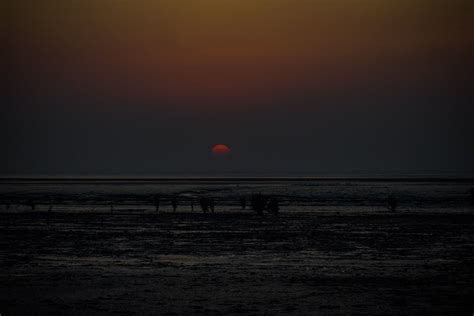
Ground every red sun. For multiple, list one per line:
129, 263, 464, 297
212, 144, 231, 155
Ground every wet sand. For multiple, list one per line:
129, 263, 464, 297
1, 209, 473, 314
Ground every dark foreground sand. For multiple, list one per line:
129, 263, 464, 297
1, 210, 473, 315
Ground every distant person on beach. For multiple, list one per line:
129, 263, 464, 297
239, 196, 247, 210
154, 195, 161, 212
199, 197, 209, 213
27, 199, 35, 211
209, 199, 215, 213
171, 196, 178, 212
267, 197, 279, 215
47, 207, 52, 225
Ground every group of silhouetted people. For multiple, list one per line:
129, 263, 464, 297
248, 194, 280, 215
153, 195, 216, 213
1, 194, 280, 215
198, 196, 214, 213
149, 194, 279, 215
2, 188, 474, 217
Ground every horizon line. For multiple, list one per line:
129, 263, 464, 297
1, 175, 473, 182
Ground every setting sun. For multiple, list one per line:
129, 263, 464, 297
212, 144, 231, 155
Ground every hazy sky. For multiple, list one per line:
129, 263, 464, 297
3, 0, 473, 176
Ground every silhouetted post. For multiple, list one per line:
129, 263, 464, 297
386, 194, 398, 212
154, 195, 161, 212
267, 197, 279, 215
239, 196, 247, 210
171, 196, 178, 212
209, 199, 215, 213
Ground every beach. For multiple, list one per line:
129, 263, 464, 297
1, 180, 473, 314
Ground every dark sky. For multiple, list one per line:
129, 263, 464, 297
2, 0, 473, 176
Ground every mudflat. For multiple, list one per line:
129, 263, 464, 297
1, 210, 473, 314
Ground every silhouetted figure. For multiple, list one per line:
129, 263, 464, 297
267, 197, 279, 215
110, 202, 114, 213
209, 199, 215, 213
154, 195, 161, 212
239, 196, 247, 210
190, 199, 194, 212
28, 199, 35, 211
386, 194, 398, 212
171, 196, 179, 212
199, 197, 210, 213
251, 194, 267, 215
